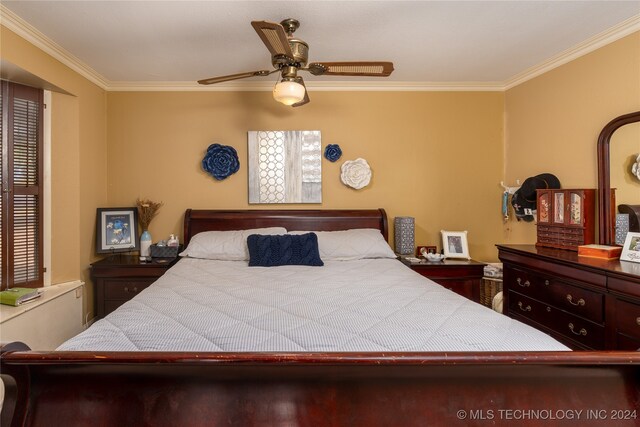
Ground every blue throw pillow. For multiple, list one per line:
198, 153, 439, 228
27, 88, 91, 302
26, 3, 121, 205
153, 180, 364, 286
247, 233, 324, 267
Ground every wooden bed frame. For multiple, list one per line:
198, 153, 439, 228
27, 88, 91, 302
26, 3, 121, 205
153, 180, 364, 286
2, 209, 639, 426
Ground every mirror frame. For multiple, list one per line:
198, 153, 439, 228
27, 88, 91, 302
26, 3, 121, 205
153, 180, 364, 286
597, 111, 640, 245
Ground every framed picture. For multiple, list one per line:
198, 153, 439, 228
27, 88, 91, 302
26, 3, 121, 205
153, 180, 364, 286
441, 230, 470, 260
620, 232, 640, 263
95, 208, 139, 254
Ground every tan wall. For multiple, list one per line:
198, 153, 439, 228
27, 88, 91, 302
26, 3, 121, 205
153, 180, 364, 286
1, 26, 108, 317
504, 32, 640, 244
107, 91, 505, 261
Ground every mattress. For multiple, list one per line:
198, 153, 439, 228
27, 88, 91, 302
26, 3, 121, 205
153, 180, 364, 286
59, 258, 569, 351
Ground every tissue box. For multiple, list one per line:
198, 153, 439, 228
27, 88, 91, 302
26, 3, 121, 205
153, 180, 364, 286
150, 244, 180, 259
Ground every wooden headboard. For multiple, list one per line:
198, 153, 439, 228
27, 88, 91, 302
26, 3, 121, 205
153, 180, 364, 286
183, 209, 388, 246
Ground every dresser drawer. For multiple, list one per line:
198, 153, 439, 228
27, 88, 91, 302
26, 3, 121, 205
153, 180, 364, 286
435, 279, 475, 301
616, 333, 640, 351
509, 291, 605, 349
104, 299, 128, 315
506, 267, 603, 322
544, 279, 603, 323
506, 267, 545, 298
615, 299, 640, 341
103, 278, 155, 300
405, 260, 484, 303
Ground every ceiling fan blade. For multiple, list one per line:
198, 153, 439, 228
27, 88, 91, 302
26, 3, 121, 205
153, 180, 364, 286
197, 70, 272, 85
251, 20, 294, 59
307, 61, 394, 77
292, 77, 310, 108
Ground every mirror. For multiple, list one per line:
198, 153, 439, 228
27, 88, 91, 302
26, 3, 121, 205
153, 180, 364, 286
248, 130, 322, 204
610, 122, 640, 207
597, 111, 640, 245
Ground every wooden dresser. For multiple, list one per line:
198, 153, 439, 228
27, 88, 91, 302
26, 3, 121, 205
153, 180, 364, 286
498, 244, 640, 350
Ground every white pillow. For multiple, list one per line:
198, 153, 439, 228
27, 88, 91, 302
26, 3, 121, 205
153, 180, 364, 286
289, 228, 396, 261
180, 227, 287, 261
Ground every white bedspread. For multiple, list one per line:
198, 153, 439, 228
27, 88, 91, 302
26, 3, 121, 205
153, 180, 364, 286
59, 258, 569, 351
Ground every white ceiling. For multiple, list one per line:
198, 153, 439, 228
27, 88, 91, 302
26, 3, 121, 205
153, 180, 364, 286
2, 1, 639, 89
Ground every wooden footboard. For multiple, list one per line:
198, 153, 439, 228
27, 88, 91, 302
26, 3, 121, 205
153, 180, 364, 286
2, 344, 639, 427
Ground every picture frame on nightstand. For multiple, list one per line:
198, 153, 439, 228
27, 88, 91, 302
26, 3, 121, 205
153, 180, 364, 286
441, 230, 470, 260
620, 232, 640, 263
95, 207, 140, 254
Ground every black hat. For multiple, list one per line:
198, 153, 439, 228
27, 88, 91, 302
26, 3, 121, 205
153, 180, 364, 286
511, 173, 561, 222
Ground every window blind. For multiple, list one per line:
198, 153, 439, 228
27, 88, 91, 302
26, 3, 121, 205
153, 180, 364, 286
1, 81, 44, 289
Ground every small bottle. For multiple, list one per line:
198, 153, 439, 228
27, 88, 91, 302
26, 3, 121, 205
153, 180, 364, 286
140, 230, 152, 262
167, 234, 179, 247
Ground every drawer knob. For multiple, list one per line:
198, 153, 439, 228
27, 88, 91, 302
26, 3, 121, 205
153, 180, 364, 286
518, 301, 531, 312
546, 307, 551, 312
516, 278, 530, 287
566, 294, 585, 307
124, 286, 139, 293
568, 323, 587, 336
636, 317, 640, 326
544, 280, 550, 286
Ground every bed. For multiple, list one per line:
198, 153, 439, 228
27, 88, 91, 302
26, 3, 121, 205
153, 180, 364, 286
2, 209, 639, 426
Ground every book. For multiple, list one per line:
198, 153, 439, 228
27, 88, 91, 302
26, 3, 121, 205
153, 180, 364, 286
0, 287, 42, 306
577, 244, 622, 260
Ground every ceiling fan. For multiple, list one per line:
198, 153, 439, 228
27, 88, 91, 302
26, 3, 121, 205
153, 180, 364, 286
197, 18, 394, 107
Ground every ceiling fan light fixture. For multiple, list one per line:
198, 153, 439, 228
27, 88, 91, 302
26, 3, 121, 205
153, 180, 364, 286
273, 80, 306, 105
198, 18, 394, 107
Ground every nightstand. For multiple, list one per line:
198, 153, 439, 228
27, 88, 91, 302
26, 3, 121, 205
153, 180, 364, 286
400, 257, 486, 303
91, 255, 179, 318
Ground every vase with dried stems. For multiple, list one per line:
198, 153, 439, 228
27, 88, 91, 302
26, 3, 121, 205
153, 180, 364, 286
136, 198, 163, 260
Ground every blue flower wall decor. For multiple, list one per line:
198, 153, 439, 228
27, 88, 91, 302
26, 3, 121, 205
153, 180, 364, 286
324, 144, 342, 162
202, 143, 240, 180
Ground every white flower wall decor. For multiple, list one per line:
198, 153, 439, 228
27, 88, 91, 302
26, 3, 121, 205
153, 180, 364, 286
632, 154, 640, 181
340, 158, 372, 189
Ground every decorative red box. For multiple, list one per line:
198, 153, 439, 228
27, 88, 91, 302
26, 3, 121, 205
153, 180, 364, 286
577, 244, 622, 260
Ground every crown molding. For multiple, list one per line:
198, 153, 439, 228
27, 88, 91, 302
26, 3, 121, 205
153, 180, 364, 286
2, 4, 638, 93
107, 80, 505, 92
0, 5, 109, 90
504, 13, 640, 90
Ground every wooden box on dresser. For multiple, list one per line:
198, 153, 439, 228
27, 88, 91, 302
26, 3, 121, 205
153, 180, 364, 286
498, 244, 640, 350
91, 255, 179, 319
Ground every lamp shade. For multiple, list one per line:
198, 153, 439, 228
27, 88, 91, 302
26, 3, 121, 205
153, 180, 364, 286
273, 80, 305, 105
394, 216, 415, 255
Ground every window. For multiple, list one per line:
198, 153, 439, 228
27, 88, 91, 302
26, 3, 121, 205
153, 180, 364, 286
0, 81, 44, 290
